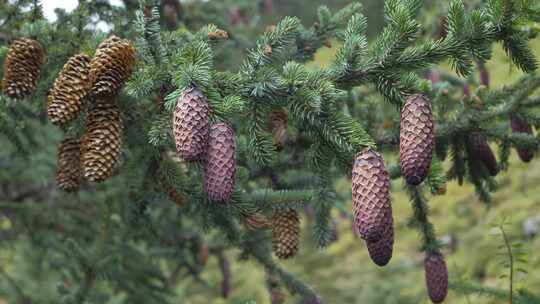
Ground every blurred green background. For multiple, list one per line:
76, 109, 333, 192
1, 0, 540, 303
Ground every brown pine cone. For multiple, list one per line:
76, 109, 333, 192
47, 54, 92, 126
268, 109, 288, 149
510, 114, 534, 162
56, 138, 82, 192
81, 101, 123, 182
468, 132, 498, 176
196, 242, 209, 266
365, 209, 393, 266
272, 208, 300, 259
400, 94, 435, 185
89, 36, 136, 98
218, 253, 231, 299
203, 123, 236, 202
2, 38, 44, 99
243, 212, 271, 230
352, 149, 392, 242
172, 87, 210, 161
424, 252, 448, 304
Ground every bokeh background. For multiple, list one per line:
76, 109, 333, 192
1, 0, 540, 303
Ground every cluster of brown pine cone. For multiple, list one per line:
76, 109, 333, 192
53, 36, 135, 190
1, 36, 135, 191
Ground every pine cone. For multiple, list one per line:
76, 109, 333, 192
352, 149, 392, 242
510, 114, 534, 162
424, 252, 448, 304
172, 87, 210, 161
244, 212, 271, 230
218, 253, 231, 299
268, 109, 288, 149
203, 123, 236, 202
89, 36, 136, 98
47, 54, 92, 126
196, 242, 209, 266
2, 38, 44, 99
272, 208, 300, 259
81, 101, 123, 182
400, 94, 435, 185
365, 209, 393, 266
56, 138, 82, 192
162, 178, 187, 206
468, 132, 498, 176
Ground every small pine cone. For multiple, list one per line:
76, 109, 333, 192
203, 123, 236, 202
165, 183, 187, 206
196, 242, 209, 266
244, 212, 271, 230
268, 109, 288, 149
304, 296, 323, 304
47, 54, 92, 126
81, 101, 123, 182
56, 138, 82, 192
352, 149, 392, 242
400, 94, 435, 185
2, 38, 44, 99
172, 87, 210, 161
269, 288, 285, 304
89, 36, 136, 98
218, 253, 231, 299
328, 219, 339, 244
424, 252, 448, 304
468, 132, 498, 176
510, 114, 534, 162
272, 208, 300, 259
365, 209, 393, 266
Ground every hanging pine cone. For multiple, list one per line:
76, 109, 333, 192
510, 114, 534, 162
89, 36, 136, 98
243, 212, 271, 230
172, 87, 210, 161
56, 138, 82, 192
47, 54, 92, 126
218, 253, 231, 299
424, 252, 448, 304
400, 94, 435, 185
352, 149, 392, 242
365, 209, 393, 266
268, 109, 288, 149
272, 208, 300, 259
162, 178, 187, 206
468, 132, 498, 176
81, 101, 123, 182
203, 123, 236, 202
2, 38, 44, 99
